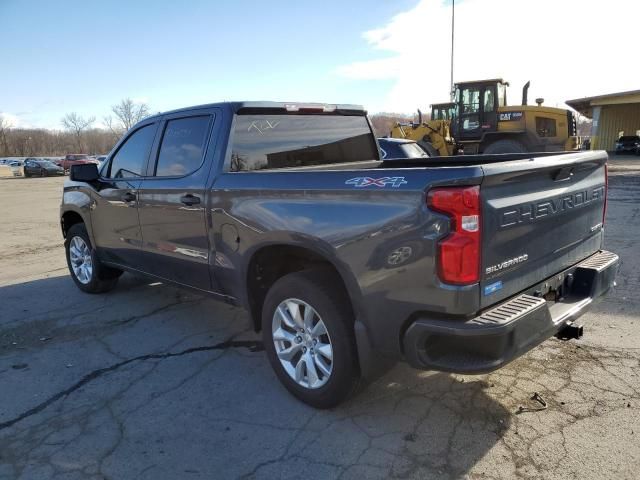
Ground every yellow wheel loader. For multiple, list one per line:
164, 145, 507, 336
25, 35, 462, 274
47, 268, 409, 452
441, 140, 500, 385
390, 79, 581, 155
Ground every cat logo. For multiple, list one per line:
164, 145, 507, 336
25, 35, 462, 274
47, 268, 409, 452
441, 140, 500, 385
498, 111, 524, 122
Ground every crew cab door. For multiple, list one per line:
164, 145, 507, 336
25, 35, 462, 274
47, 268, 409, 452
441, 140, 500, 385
91, 121, 159, 267
136, 109, 218, 291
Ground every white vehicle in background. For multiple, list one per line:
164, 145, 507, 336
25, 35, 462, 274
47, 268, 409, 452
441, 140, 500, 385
0, 158, 24, 177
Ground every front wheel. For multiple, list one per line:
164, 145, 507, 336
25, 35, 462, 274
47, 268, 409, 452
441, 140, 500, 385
262, 269, 360, 408
65, 223, 122, 293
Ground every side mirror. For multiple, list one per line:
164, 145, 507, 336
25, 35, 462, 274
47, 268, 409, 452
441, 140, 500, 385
70, 163, 99, 182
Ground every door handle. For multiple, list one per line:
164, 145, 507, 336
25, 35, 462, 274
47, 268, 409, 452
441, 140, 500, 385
180, 194, 201, 206
122, 192, 136, 202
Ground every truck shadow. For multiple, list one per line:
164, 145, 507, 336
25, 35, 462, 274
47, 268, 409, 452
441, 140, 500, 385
0, 273, 511, 479
334, 369, 512, 477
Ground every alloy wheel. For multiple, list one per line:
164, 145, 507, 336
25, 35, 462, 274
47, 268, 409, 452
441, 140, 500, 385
69, 236, 93, 284
272, 298, 333, 389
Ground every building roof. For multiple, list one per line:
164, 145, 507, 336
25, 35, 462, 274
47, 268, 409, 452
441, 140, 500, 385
566, 89, 640, 117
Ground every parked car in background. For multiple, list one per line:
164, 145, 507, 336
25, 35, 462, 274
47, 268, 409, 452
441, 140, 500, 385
0, 158, 22, 166
614, 135, 640, 154
57, 154, 97, 173
0, 158, 22, 177
377, 138, 430, 160
23, 158, 64, 177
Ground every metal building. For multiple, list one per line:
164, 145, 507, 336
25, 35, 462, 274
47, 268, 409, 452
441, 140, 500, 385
566, 90, 640, 151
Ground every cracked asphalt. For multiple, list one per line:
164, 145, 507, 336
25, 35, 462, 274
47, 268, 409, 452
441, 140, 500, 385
1, 156, 639, 479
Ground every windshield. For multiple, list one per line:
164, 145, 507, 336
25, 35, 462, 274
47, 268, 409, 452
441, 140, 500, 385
619, 136, 639, 142
230, 114, 377, 171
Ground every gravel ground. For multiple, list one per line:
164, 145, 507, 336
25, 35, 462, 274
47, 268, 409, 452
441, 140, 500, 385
0, 156, 639, 479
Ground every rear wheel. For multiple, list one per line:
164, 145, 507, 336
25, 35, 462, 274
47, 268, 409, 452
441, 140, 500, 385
65, 223, 122, 293
262, 269, 360, 408
483, 139, 528, 154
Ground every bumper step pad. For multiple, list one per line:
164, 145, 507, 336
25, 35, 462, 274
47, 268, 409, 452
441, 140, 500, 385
470, 295, 545, 327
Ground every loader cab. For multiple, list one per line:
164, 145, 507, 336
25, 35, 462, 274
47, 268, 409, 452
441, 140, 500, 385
451, 79, 508, 141
430, 102, 456, 121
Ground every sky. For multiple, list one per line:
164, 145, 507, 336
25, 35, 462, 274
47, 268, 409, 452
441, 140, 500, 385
1, 0, 639, 130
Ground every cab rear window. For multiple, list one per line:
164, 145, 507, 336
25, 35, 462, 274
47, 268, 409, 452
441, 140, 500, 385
229, 114, 377, 171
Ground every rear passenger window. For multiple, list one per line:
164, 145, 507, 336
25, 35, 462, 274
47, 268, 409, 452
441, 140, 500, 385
155, 116, 210, 176
108, 124, 156, 178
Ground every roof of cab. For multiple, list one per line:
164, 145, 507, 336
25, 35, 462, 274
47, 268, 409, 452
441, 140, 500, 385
144, 101, 366, 122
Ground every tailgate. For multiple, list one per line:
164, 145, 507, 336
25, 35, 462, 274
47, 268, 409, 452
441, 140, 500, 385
479, 151, 607, 308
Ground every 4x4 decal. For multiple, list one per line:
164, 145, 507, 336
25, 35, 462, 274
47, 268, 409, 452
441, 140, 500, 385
345, 176, 407, 188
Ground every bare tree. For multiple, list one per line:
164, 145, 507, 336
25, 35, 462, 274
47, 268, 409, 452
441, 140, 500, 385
102, 115, 122, 141
369, 113, 415, 137
61, 112, 95, 151
0, 114, 12, 156
108, 98, 150, 132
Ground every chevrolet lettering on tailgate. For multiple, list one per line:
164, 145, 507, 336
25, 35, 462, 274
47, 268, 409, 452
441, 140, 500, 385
499, 186, 605, 228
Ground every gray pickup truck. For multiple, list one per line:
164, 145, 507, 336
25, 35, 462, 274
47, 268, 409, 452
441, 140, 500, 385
60, 102, 618, 408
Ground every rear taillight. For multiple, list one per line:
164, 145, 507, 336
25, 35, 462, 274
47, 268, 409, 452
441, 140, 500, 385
603, 163, 608, 225
427, 186, 481, 285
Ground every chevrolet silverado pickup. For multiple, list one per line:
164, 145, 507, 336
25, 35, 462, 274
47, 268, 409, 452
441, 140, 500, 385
60, 102, 618, 408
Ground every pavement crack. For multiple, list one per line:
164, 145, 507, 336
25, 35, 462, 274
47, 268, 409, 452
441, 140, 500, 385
109, 298, 202, 327
0, 336, 263, 431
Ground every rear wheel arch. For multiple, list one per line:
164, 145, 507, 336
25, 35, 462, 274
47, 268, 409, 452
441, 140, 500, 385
245, 244, 360, 332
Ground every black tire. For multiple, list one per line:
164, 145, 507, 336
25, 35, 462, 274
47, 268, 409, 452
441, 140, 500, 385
418, 140, 439, 157
262, 269, 360, 408
483, 139, 528, 154
24, 170, 30, 178
40, 168, 47, 177
65, 223, 122, 293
